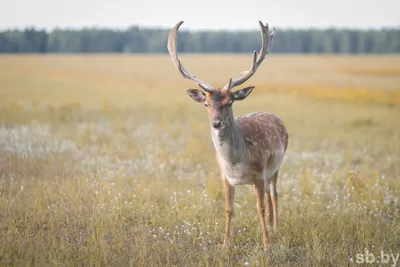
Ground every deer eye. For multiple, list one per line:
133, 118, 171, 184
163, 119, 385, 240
204, 103, 209, 107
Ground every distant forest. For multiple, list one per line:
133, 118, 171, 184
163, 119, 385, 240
0, 26, 399, 54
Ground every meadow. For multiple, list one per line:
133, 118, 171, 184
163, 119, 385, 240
0, 54, 400, 266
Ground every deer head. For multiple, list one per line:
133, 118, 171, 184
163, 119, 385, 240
167, 21, 276, 130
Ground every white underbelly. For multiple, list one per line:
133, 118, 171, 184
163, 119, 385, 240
218, 148, 285, 186
225, 175, 254, 185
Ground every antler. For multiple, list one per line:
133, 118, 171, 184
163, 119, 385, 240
223, 21, 276, 90
167, 21, 214, 92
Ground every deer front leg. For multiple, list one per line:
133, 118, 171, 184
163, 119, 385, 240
222, 175, 234, 248
255, 179, 270, 249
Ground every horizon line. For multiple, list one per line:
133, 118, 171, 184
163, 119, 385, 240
1, 23, 400, 32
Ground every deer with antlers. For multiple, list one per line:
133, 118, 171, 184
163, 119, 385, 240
167, 21, 288, 249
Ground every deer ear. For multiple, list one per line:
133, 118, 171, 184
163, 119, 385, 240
232, 86, 255, 101
186, 89, 206, 103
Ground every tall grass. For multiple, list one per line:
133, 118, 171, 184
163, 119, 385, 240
0, 55, 399, 266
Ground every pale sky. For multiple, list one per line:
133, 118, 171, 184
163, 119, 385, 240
1, 0, 399, 30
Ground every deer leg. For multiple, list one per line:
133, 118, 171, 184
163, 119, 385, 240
270, 171, 279, 230
255, 179, 270, 248
265, 181, 273, 227
222, 175, 234, 248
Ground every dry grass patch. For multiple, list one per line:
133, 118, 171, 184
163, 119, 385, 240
0, 55, 399, 266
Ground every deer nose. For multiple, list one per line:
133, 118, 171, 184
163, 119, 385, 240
212, 120, 223, 129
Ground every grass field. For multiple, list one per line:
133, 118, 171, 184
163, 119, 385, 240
0, 54, 400, 266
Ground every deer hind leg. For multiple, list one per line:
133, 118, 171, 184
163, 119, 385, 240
270, 170, 279, 230
265, 180, 273, 227
255, 179, 270, 248
222, 175, 234, 248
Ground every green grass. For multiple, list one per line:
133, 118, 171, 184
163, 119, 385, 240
0, 55, 399, 266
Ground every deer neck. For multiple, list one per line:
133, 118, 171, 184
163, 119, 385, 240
210, 112, 247, 163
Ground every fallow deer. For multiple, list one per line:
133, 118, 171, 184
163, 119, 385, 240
167, 21, 289, 249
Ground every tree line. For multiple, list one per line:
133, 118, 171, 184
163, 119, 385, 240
0, 26, 399, 54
